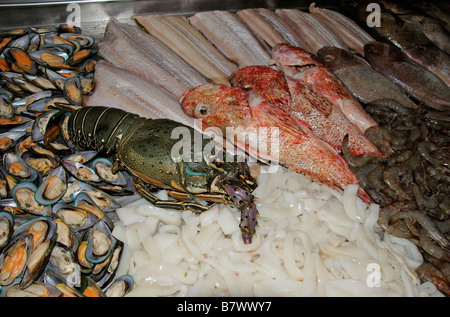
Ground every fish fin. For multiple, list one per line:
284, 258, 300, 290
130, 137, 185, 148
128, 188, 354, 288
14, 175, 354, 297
247, 91, 312, 138
286, 76, 334, 118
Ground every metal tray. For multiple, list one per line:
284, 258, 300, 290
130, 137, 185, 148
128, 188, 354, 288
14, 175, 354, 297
0, 0, 337, 41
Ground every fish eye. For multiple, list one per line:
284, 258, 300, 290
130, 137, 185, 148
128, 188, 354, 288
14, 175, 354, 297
195, 104, 210, 117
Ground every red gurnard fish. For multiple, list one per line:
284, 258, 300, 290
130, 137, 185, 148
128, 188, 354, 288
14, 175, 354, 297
180, 83, 373, 204
230, 65, 384, 158
272, 43, 378, 133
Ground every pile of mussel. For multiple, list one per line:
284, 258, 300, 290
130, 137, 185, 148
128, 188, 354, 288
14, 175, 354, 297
0, 25, 133, 297
343, 99, 450, 293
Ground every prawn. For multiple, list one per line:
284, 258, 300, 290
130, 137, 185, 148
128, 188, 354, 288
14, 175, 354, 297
364, 126, 396, 157
419, 229, 450, 261
389, 208, 450, 252
416, 262, 450, 296
383, 163, 414, 201
378, 204, 416, 239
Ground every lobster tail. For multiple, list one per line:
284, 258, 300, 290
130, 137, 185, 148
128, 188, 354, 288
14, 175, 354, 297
67, 106, 141, 154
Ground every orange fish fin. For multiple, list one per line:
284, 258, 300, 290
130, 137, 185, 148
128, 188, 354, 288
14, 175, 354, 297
285, 76, 334, 119
247, 92, 312, 138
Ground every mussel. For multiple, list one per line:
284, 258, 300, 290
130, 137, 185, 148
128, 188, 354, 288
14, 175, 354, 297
0, 131, 26, 152
53, 203, 98, 232
62, 159, 100, 183
60, 33, 94, 49
3, 281, 62, 297
84, 219, 116, 265
93, 157, 126, 186
19, 217, 58, 288
63, 76, 82, 106
11, 182, 52, 216
3, 47, 37, 74
0, 234, 33, 286
103, 274, 133, 297
4, 152, 38, 182
43, 268, 84, 297
0, 23, 133, 296
0, 97, 14, 119
34, 166, 67, 205
0, 212, 14, 251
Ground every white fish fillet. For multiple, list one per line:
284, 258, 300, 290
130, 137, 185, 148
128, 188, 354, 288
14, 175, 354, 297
237, 8, 313, 52
84, 60, 196, 128
309, 3, 375, 55
134, 14, 237, 85
276, 9, 348, 53
98, 19, 207, 98
189, 10, 272, 67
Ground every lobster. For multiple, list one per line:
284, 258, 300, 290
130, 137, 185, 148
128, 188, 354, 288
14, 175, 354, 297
66, 106, 259, 244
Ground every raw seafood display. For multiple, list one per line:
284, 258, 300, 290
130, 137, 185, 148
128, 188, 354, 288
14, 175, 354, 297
276, 8, 348, 53
180, 83, 372, 204
0, 25, 133, 297
133, 14, 237, 85
1, 0, 449, 297
341, 0, 450, 86
98, 19, 207, 98
364, 42, 450, 112
272, 43, 379, 132
67, 106, 259, 244
189, 10, 272, 67
316, 46, 418, 109
236, 8, 313, 51
229, 65, 383, 158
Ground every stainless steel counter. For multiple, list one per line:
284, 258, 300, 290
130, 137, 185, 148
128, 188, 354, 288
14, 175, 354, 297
0, 0, 337, 41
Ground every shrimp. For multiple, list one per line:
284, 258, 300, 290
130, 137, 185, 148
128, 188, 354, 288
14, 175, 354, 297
364, 126, 396, 157
416, 262, 450, 296
412, 183, 442, 209
390, 130, 409, 150
383, 163, 414, 201
368, 164, 399, 201
435, 218, 450, 234
419, 229, 450, 261
439, 198, 450, 217
412, 184, 447, 220
390, 208, 450, 252
365, 99, 412, 122
408, 152, 430, 193
418, 141, 449, 169
354, 163, 393, 206
431, 258, 450, 283
378, 204, 416, 239
407, 125, 423, 144
388, 150, 413, 165
426, 165, 450, 183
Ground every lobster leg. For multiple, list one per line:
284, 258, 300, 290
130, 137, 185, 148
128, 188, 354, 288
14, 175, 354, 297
134, 180, 215, 213
167, 190, 229, 204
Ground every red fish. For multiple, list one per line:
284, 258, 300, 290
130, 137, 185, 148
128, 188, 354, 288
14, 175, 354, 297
272, 44, 378, 133
230, 65, 384, 158
180, 83, 373, 204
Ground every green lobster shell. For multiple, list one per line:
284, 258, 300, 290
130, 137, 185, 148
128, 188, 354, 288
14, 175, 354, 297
67, 106, 258, 243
